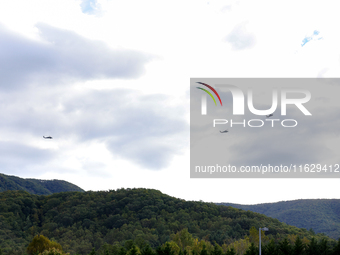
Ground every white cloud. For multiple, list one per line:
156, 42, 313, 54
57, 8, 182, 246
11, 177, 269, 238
0, 87, 188, 171
225, 21, 256, 50
0, 0, 340, 204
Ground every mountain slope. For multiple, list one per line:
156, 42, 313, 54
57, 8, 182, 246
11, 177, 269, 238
0, 173, 84, 195
0, 188, 331, 255
219, 199, 340, 239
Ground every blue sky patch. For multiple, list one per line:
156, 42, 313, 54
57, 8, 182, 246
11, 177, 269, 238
80, 0, 98, 15
301, 30, 321, 47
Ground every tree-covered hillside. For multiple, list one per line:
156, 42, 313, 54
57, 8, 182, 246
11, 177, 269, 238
0, 188, 333, 255
0, 173, 84, 195
219, 199, 340, 239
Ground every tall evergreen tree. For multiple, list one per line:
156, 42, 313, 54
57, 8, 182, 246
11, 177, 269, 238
293, 236, 305, 255
278, 238, 292, 255
318, 238, 331, 255
306, 237, 318, 255
263, 239, 277, 255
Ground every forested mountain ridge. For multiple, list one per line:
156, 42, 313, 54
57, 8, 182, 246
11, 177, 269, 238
0, 173, 84, 195
0, 188, 333, 255
218, 199, 340, 239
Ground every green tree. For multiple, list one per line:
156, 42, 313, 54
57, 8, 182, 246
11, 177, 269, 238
263, 239, 277, 255
227, 237, 251, 255
332, 238, 340, 255
171, 229, 194, 251
163, 243, 174, 255
249, 227, 259, 244
125, 241, 135, 252
89, 248, 96, 255
156, 246, 164, 255
27, 235, 63, 255
278, 238, 292, 255
318, 238, 331, 255
249, 226, 269, 246
200, 244, 208, 255
119, 247, 127, 255
39, 248, 68, 255
141, 244, 155, 255
211, 244, 223, 255
225, 247, 236, 255
245, 243, 257, 255
293, 236, 305, 255
128, 245, 139, 255
306, 237, 318, 255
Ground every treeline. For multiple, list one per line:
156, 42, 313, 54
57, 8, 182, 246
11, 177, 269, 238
85, 229, 340, 255
0, 188, 334, 255
6, 229, 340, 255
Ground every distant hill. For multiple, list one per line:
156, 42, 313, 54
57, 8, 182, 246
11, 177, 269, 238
0, 188, 332, 255
218, 199, 340, 239
0, 173, 84, 195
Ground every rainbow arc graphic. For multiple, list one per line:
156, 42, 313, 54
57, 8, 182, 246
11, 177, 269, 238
196, 82, 223, 106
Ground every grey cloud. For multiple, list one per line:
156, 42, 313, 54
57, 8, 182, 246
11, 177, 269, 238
0, 24, 153, 90
107, 137, 179, 170
225, 22, 256, 50
0, 88, 188, 170
64, 90, 188, 170
228, 104, 340, 168
230, 130, 324, 168
0, 141, 55, 175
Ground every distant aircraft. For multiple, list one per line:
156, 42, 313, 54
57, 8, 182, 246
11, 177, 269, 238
220, 130, 229, 133
266, 113, 273, 118
43, 136, 53, 139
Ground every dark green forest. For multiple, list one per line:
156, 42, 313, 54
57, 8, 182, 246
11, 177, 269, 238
0, 188, 337, 255
0, 173, 84, 195
219, 199, 340, 239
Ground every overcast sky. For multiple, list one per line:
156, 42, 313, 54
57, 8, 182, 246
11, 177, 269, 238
1, 0, 340, 204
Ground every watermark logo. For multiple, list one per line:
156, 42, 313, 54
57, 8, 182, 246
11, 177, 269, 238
195, 81, 312, 129
197, 82, 311, 116
196, 82, 223, 115
191, 78, 340, 178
